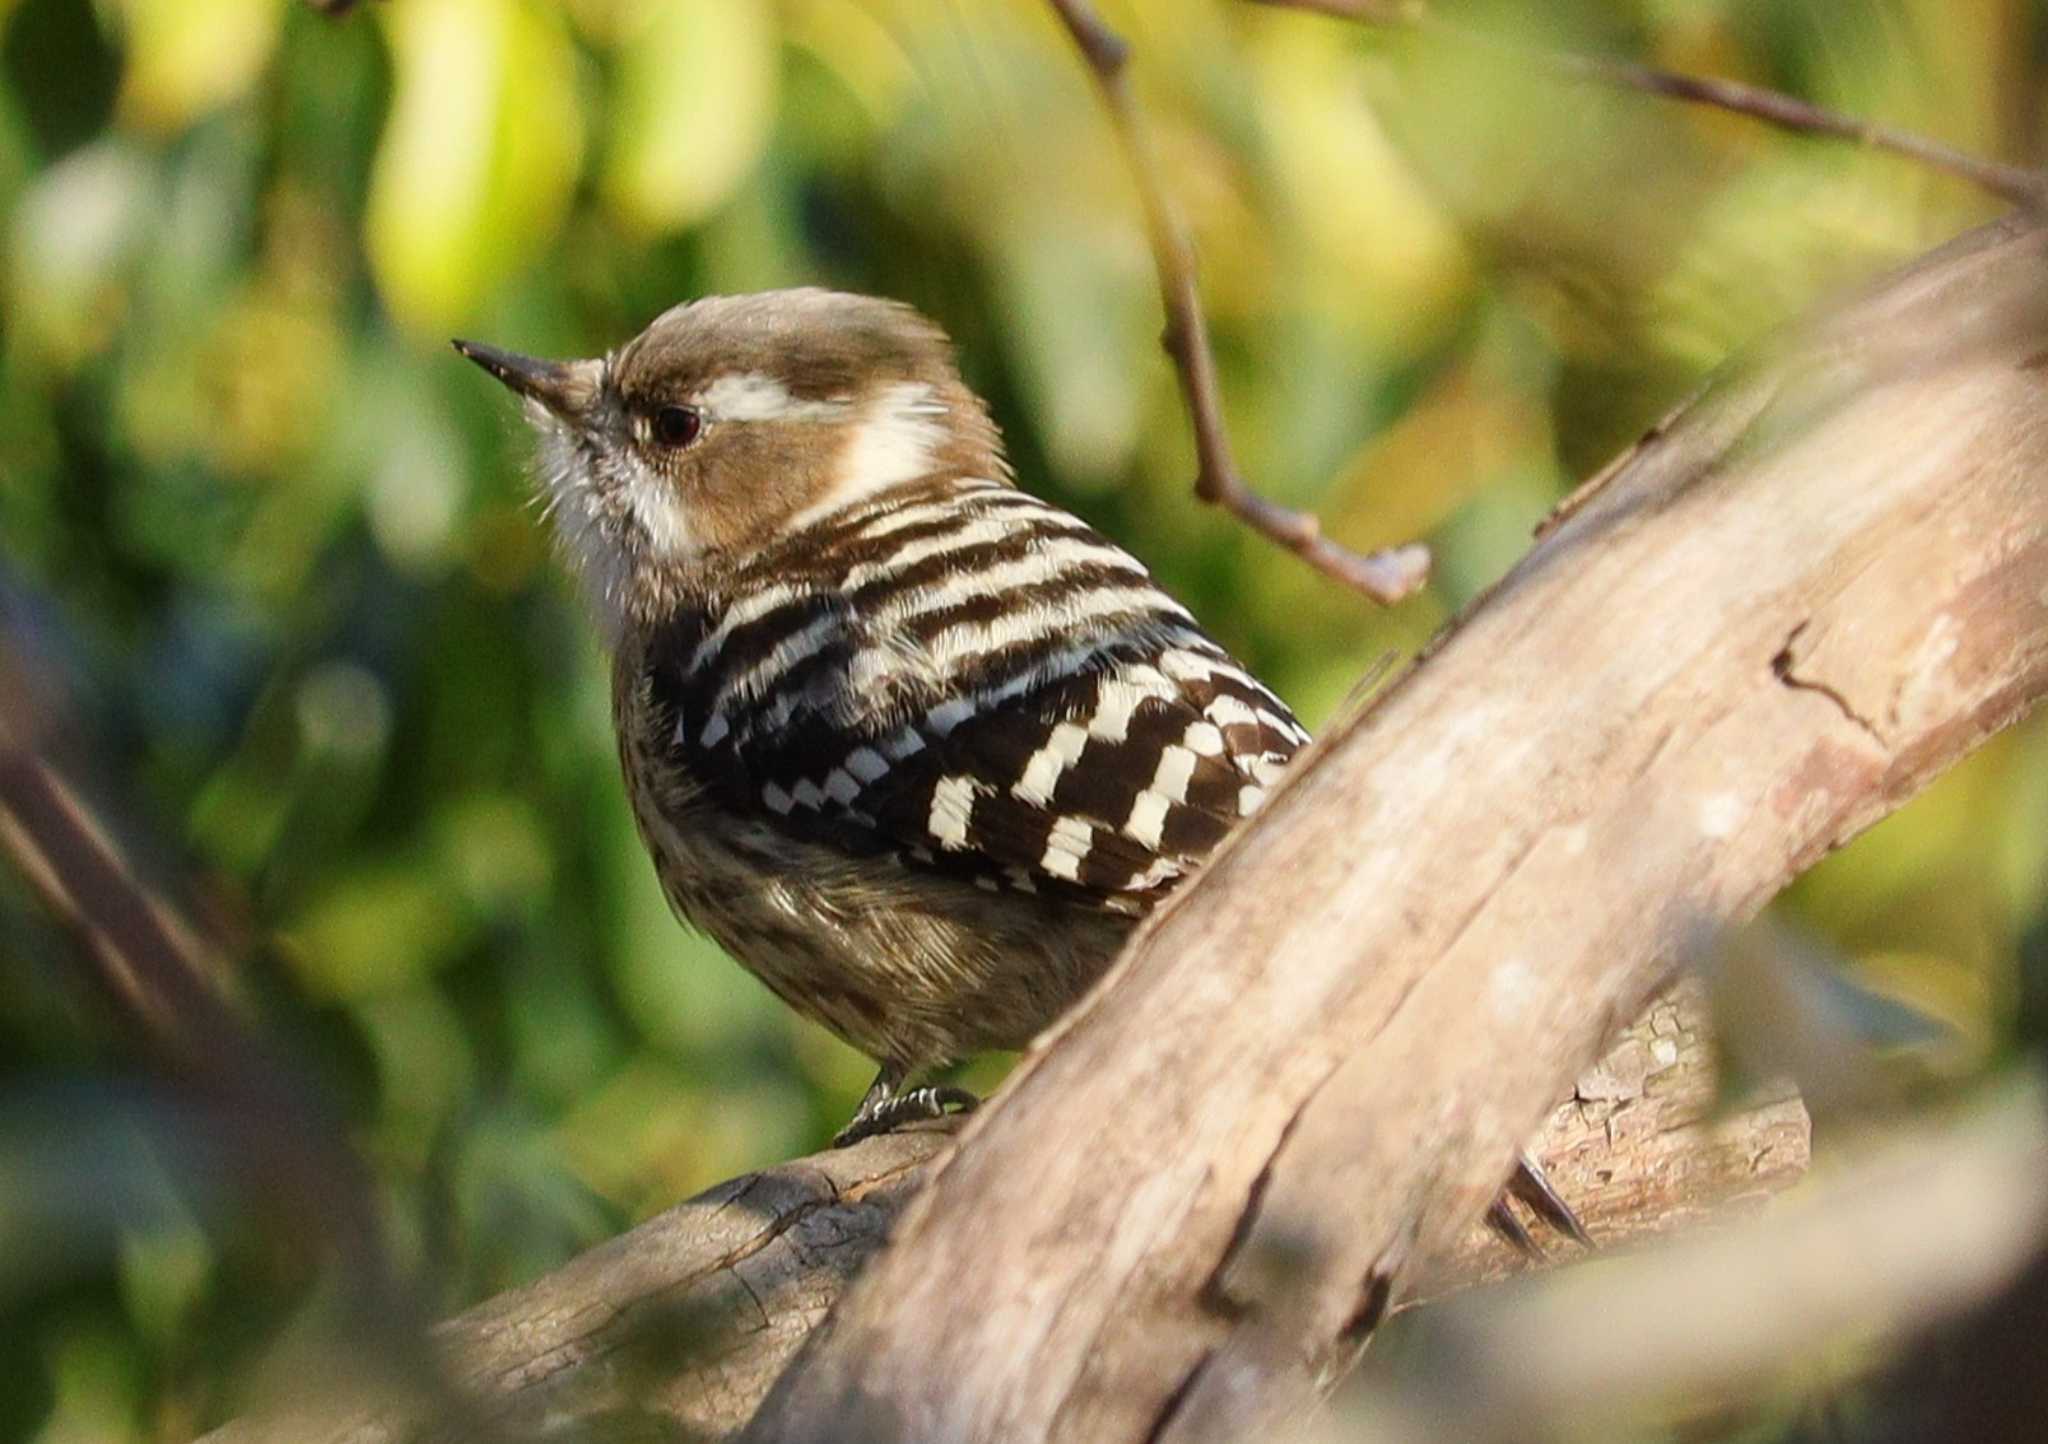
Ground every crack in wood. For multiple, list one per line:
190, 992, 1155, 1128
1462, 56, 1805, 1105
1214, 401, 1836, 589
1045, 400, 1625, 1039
1199, 1059, 1345, 1320
1772, 620, 1887, 746
1139, 1346, 1216, 1444
476, 1150, 930, 1402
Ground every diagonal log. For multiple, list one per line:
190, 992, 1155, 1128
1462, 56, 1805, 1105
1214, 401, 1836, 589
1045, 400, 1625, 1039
739, 214, 2048, 1443
198, 982, 1800, 1443
202, 215, 2043, 1443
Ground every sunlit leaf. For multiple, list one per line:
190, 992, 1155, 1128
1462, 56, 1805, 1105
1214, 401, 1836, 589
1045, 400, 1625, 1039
364, 0, 583, 336
117, 1214, 213, 1350
363, 383, 470, 572
555, 1054, 810, 1208
200, 284, 346, 476
991, 217, 1150, 485
34, 1321, 142, 1441
115, 0, 285, 132
1326, 343, 1555, 558
283, 862, 473, 999
353, 987, 479, 1158
436, 794, 553, 911
5, 139, 153, 369
1248, 13, 1469, 351
1652, 153, 1966, 368
600, 0, 778, 234
783, 0, 915, 137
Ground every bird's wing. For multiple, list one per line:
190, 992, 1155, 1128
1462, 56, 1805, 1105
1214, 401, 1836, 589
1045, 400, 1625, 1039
645, 598, 1305, 913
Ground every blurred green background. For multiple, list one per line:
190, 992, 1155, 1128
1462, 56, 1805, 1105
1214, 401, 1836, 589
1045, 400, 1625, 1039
0, 0, 2041, 1437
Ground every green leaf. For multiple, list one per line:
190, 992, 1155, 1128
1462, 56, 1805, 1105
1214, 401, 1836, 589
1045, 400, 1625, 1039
115, 0, 286, 132
364, 0, 583, 336
283, 862, 474, 999
600, 0, 777, 234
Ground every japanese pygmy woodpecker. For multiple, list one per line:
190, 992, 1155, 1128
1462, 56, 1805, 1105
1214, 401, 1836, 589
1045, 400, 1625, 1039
458, 290, 1325, 1143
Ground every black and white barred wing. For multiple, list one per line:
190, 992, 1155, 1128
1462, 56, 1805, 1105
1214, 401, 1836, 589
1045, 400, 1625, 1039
653, 606, 1307, 913
849, 651, 1303, 909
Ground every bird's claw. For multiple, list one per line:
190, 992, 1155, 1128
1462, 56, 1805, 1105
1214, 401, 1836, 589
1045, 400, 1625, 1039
1486, 1149, 1593, 1258
832, 1083, 979, 1148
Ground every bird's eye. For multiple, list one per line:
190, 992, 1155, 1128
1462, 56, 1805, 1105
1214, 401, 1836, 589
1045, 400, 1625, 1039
652, 405, 703, 448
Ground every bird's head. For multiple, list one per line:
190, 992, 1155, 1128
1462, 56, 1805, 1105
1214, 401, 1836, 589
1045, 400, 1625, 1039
456, 288, 1004, 637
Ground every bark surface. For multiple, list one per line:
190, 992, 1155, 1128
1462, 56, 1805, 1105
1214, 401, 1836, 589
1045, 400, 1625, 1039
199, 215, 2048, 1444
201, 985, 1801, 1443
739, 215, 2048, 1443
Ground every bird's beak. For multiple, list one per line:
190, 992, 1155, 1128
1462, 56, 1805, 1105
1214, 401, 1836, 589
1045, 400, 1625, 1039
452, 339, 602, 422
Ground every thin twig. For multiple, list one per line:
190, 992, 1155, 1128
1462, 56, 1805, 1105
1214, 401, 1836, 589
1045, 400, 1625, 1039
1260, 0, 2048, 210
0, 623, 476, 1422
0, 736, 387, 1290
1045, 0, 1432, 605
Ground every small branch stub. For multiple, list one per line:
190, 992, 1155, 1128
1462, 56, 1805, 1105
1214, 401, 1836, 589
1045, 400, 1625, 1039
1048, 0, 1432, 605
740, 215, 2048, 1444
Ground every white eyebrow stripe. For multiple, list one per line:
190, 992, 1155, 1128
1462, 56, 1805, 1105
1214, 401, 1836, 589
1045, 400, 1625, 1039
692, 372, 852, 423
785, 382, 953, 534
839, 382, 946, 481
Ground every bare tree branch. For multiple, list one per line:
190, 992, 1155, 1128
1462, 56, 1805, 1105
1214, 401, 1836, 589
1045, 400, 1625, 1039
1045, 0, 1432, 605
736, 214, 2048, 1443
0, 627, 442, 1396
198, 213, 2048, 1444
198, 981, 1804, 1443
1258, 0, 2048, 209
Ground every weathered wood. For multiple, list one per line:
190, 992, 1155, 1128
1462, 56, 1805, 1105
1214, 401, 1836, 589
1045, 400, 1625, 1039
1430, 981, 1807, 1292
200, 982, 1797, 1443
740, 215, 2048, 1443
200, 1134, 938, 1444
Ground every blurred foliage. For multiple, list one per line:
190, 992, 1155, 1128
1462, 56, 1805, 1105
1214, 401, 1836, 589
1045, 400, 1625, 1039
0, 0, 2041, 1438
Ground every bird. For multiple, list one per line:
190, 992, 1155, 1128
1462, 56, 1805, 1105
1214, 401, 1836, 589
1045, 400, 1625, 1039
454, 290, 1586, 1248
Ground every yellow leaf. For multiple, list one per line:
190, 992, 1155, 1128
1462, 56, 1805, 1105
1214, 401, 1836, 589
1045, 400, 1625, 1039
365, 0, 583, 336
601, 0, 777, 234
783, 0, 915, 130
1248, 14, 1469, 350
283, 863, 470, 999
116, 0, 285, 132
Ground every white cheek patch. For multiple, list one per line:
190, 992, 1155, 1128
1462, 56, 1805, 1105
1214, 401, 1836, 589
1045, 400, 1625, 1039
531, 422, 693, 644
625, 465, 692, 558
694, 371, 852, 423
787, 382, 950, 531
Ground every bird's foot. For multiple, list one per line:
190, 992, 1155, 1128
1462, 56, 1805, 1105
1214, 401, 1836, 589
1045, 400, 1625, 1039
1486, 1149, 1593, 1258
832, 1082, 979, 1148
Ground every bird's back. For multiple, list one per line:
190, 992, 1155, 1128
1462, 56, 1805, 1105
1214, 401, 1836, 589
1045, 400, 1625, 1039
614, 473, 1306, 1067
